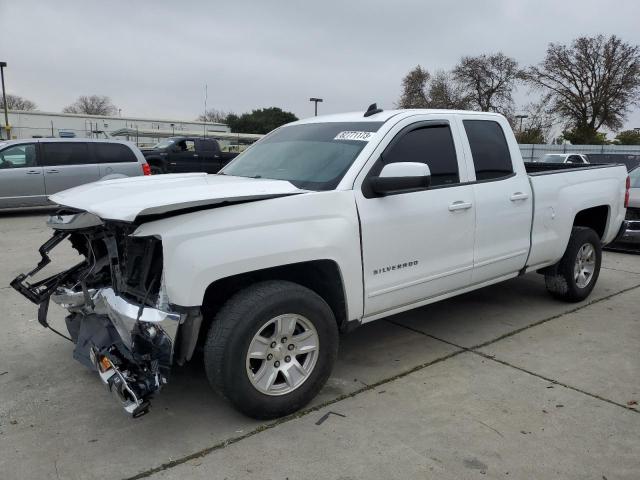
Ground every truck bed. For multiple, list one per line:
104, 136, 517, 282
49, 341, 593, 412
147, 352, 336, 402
524, 161, 624, 175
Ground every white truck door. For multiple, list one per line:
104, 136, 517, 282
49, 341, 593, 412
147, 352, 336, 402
460, 118, 533, 283
355, 116, 475, 317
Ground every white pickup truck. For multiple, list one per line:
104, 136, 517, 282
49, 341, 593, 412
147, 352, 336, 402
12, 106, 630, 419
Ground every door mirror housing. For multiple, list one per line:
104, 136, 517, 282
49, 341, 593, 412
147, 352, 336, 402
368, 162, 431, 196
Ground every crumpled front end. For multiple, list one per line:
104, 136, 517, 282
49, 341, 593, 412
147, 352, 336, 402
11, 210, 197, 417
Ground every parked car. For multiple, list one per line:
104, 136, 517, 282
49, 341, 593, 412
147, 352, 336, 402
0, 138, 150, 209
141, 137, 238, 174
609, 165, 640, 249
12, 108, 629, 419
538, 153, 589, 164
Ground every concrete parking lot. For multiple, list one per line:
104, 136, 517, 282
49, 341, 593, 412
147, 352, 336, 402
1, 211, 639, 480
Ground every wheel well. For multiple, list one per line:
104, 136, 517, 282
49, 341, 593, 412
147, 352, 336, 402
199, 260, 347, 341
573, 205, 609, 240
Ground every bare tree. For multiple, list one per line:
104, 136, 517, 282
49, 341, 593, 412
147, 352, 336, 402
523, 35, 640, 144
197, 108, 231, 123
0, 93, 37, 111
426, 70, 471, 110
63, 95, 118, 116
453, 53, 519, 113
397, 65, 430, 108
515, 100, 557, 144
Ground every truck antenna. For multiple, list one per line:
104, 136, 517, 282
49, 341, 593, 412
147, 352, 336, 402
364, 103, 383, 117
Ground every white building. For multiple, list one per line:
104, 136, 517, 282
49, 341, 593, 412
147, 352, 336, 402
1, 110, 231, 147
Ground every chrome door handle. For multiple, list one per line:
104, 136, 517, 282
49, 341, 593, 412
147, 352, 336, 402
46, 169, 59, 174
26, 170, 41, 175
510, 192, 529, 201
448, 201, 473, 211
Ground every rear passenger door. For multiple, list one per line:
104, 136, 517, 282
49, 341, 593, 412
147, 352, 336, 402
41, 142, 100, 195
92, 142, 141, 177
460, 118, 533, 284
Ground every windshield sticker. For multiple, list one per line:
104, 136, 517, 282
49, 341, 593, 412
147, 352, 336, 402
334, 131, 374, 142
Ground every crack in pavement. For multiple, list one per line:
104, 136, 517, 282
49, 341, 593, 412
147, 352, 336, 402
122, 349, 466, 480
601, 266, 640, 275
388, 282, 640, 415
122, 282, 640, 480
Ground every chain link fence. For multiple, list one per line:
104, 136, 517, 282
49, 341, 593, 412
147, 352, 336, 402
520, 143, 640, 162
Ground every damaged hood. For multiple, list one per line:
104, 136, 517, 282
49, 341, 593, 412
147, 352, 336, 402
50, 173, 307, 222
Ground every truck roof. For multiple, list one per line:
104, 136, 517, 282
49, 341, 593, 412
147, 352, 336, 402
291, 109, 505, 126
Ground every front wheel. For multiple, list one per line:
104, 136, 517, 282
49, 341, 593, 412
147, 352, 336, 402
204, 280, 339, 419
544, 226, 602, 302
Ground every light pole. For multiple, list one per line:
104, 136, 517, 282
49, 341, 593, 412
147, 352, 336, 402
170, 123, 175, 136
0, 62, 10, 140
515, 114, 528, 133
309, 97, 323, 116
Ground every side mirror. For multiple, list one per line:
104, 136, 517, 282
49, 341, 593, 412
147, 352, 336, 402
368, 162, 431, 196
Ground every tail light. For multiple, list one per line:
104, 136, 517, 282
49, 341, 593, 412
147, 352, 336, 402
624, 175, 630, 208
142, 163, 152, 176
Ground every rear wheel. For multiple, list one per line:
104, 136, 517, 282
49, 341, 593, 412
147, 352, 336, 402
204, 280, 339, 419
544, 226, 602, 302
150, 164, 166, 175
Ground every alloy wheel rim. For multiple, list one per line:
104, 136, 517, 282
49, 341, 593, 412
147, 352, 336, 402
245, 314, 319, 396
574, 243, 596, 288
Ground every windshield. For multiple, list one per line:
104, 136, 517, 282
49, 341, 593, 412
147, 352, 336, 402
630, 167, 640, 188
152, 139, 176, 149
221, 122, 383, 190
540, 154, 566, 163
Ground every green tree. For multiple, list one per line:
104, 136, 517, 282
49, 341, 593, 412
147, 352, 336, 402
614, 129, 640, 145
226, 107, 298, 134
426, 70, 470, 110
561, 129, 609, 145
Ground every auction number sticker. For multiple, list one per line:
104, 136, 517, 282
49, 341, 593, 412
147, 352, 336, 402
334, 131, 374, 142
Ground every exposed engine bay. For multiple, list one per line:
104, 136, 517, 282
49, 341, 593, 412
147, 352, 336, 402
11, 210, 200, 417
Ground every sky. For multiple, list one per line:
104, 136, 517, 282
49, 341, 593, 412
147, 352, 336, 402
1, 0, 640, 135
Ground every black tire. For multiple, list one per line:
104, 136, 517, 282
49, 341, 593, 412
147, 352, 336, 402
204, 280, 339, 419
150, 164, 166, 175
544, 226, 602, 302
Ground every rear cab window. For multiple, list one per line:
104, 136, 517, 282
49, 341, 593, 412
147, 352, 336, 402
463, 120, 514, 181
41, 142, 91, 166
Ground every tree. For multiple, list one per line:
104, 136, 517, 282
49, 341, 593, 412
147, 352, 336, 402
614, 129, 640, 145
452, 53, 519, 113
398, 65, 430, 108
426, 70, 471, 110
63, 95, 118, 116
0, 93, 36, 111
198, 108, 231, 123
523, 35, 640, 144
226, 107, 298, 134
514, 100, 556, 144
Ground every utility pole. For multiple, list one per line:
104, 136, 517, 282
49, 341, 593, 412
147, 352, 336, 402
309, 97, 323, 116
0, 62, 10, 140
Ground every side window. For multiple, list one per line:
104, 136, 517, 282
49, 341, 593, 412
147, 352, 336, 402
94, 143, 137, 163
41, 143, 90, 166
463, 120, 513, 181
0, 144, 37, 169
382, 125, 459, 187
567, 155, 582, 164
195, 139, 215, 152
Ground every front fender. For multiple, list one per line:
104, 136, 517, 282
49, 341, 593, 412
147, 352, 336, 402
133, 191, 364, 320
